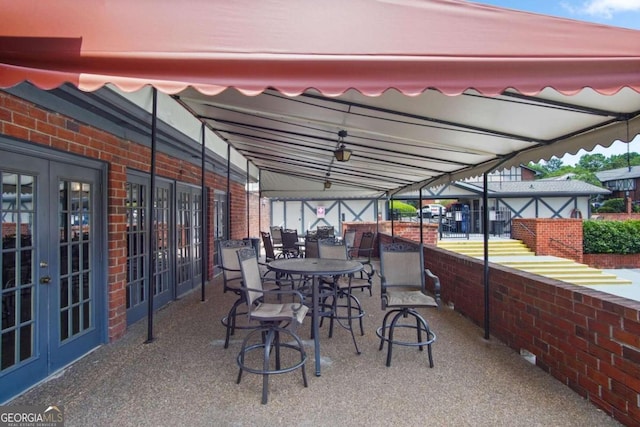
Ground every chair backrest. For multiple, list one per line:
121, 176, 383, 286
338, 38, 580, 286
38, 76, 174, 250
261, 231, 277, 260
270, 226, 283, 245
357, 231, 376, 258
281, 229, 299, 250
343, 229, 356, 250
316, 225, 335, 239
379, 242, 424, 290
304, 234, 319, 258
219, 239, 251, 286
318, 237, 348, 260
236, 247, 264, 311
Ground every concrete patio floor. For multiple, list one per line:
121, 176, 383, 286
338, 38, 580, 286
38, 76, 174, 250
10, 262, 621, 426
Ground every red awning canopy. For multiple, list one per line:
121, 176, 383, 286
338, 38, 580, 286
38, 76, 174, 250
1, 0, 639, 96
1, 0, 640, 198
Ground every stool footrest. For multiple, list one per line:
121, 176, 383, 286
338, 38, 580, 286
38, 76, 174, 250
236, 325, 308, 404
376, 308, 436, 368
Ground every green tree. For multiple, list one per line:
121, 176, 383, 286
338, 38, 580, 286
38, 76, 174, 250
606, 152, 640, 170
571, 170, 603, 187
527, 162, 548, 177
527, 158, 566, 178
545, 157, 564, 173
577, 153, 606, 172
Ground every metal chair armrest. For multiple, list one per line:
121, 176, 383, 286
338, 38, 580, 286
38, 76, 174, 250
424, 268, 441, 306
378, 273, 389, 309
262, 287, 307, 311
362, 262, 374, 278
218, 265, 240, 274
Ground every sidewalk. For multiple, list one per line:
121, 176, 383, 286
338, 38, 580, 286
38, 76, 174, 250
597, 268, 640, 302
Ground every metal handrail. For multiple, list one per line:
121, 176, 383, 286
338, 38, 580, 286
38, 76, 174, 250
515, 221, 536, 238
549, 237, 582, 255
515, 221, 581, 256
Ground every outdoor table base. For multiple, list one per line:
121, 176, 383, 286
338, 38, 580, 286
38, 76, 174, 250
267, 258, 363, 376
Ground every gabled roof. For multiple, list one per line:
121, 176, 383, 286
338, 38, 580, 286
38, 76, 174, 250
396, 179, 609, 199
453, 180, 609, 197
538, 173, 577, 181
595, 166, 640, 182
1, 0, 639, 199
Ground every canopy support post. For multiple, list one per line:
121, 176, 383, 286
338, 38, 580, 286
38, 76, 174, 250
419, 187, 424, 244
390, 196, 395, 240
145, 88, 158, 344
258, 170, 262, 237
483, 172, 490, 340
200, 122, 207, 302
375, 197, 381, 234
226, 144, 231, 239
246, 160, 250, 238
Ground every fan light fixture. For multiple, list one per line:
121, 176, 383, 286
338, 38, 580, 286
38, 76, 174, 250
333, 130, 352, 162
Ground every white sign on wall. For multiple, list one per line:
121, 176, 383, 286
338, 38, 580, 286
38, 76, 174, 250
317, 206, 325, 218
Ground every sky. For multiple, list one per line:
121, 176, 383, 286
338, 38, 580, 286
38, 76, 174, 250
470, 0, 640, 165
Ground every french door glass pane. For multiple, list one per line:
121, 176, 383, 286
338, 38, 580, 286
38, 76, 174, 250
1, 172, 36, 371
58, 180, 92, 342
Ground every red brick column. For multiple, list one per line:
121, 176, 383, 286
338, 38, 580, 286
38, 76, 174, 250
376, 221, 438, 245
511, 218, 583, 263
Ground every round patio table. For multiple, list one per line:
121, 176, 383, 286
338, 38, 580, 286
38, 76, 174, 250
268, 257, 363, 376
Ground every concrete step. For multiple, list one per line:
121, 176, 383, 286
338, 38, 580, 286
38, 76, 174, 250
500, 260, 579, 267
439, 239, 633, 286
439, 239, 534, 257
511, 267, 632, 285
500, 260, 632, 285
440, 247, 533, 257
438, 239, 529, 248
518, 268, 600, 276
462, 247, 534, 253
501, 264, 595, 271
460, 251, 533, 257
563, 277, 633, 286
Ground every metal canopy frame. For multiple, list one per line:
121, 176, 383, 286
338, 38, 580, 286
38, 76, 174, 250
173, 86, 640, 200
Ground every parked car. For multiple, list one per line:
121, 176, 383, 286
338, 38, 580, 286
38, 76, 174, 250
416, 204, 446, 218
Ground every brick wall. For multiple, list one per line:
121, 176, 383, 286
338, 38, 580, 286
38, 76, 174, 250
247, 192, 260, 238
229, 180, 248, 239
380, 231, 640, 426
1, 223, 30, 238
1, 91, 250, 340
377, 221, 438, 246
512, 218, 583, 263
341, 222, 379, 256
583, 254, 640, 269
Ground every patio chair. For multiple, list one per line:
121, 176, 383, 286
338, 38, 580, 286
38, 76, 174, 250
348, 231, 375, 295
269, 226, 283, 246
377, 242, 440, 367
260, 231, 280, 262
281, 228, 301, 258
317, 237, 369, 354
217, 239, 252, 348
343, 229, 356, 254
316, 225, 335, 239
235, 247, 308, 404
304, 233, 319, 259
